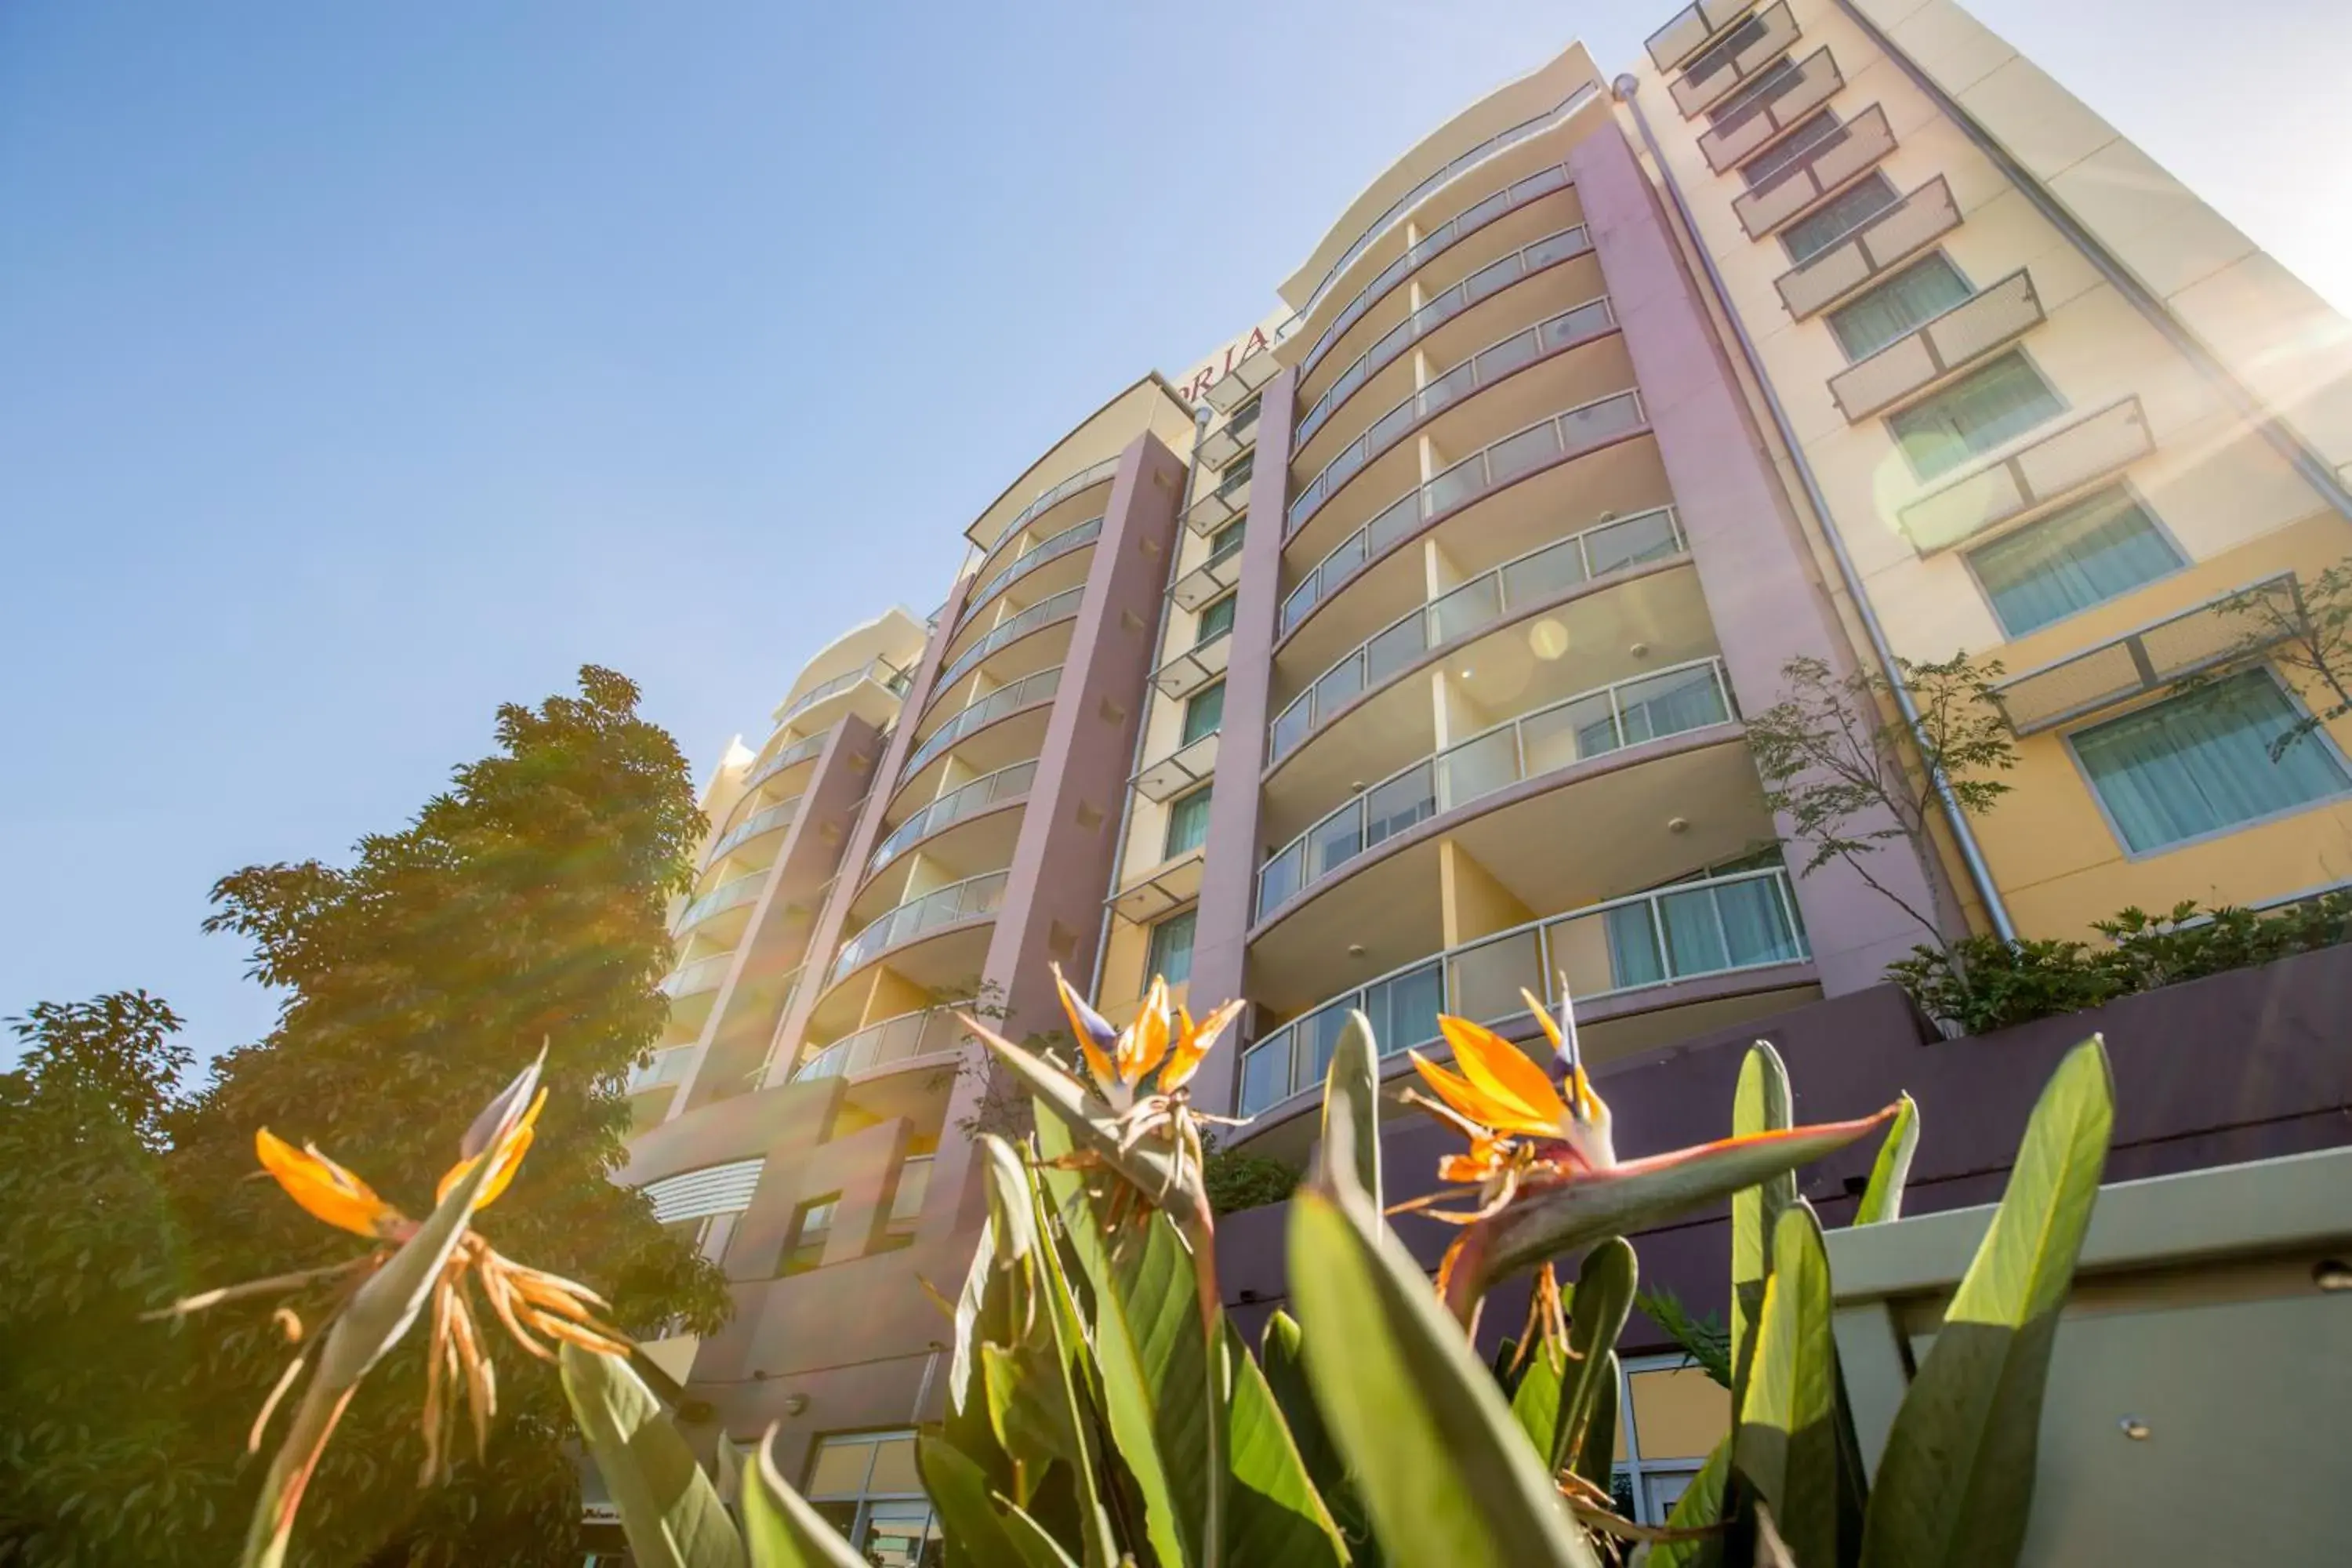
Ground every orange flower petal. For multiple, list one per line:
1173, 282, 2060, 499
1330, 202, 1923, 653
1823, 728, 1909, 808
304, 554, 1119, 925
1122, 977, 1172, 1084
1406, 1050, 1547, 1139
1439, 1014, 1567, 1137
1160, 997, 1243, 1093
436, 1087, 547, 1210
255, 1128, 396, 1238
1053, 964, 1121, 1091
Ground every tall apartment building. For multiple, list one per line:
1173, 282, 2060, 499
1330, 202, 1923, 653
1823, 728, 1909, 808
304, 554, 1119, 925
608, 1, 2352, 1550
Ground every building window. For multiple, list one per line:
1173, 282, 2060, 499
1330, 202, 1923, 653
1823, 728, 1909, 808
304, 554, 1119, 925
1681, 10, 1777, 96
1740, 109, 1840, 189
1886, 351, 2064, 481
1165, 787, 1214, 858
1780, 172, 1897, 265
1613, 1354, 1733, 1525
1209, 517, 1246, 561
1147, 909, 1198, 986
1181, 681, 1225, 746
1226, 396, 1262, 443
1707, 53, 1800, 132
1219, 451, 1254, 495
1826, 255, 1973, 361
782, 1193, 839, 1275
2071, 670, 2351, 854
1196, 593, 1237, 645
1967, 488, 2183, 637
804, 1430, 938, 1563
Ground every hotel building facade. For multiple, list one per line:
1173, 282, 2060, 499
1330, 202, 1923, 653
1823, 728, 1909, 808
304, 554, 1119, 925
604, 0, 2352, 1550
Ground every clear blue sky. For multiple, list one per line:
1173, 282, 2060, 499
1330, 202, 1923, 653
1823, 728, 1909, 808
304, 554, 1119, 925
5, 0, 2346, 1068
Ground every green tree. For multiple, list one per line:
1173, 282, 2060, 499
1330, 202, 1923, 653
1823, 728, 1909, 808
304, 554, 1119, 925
2199, 564, 2352, 758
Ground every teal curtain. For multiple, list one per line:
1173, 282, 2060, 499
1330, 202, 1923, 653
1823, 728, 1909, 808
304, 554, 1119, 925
1888, 351, 2065, 480
1780, 173, 1897, 263
1371, 963, 1445, 1056
1148, 909, 1198, 985
2074, 673, 2350, 853
1619, 666, 1730, 744
1181, 681, 1225, 745
1164, 788, 1213, 857
1828, 255, 1973, 360
1604, 904, 1666, 989
1715, 879, 1804, 967
1197, 594, 1236, 644
1969, 489, 2183, 635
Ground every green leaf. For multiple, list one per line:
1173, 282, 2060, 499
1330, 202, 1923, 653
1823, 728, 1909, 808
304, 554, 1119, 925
1733, 1207, 1842, 1568
1024, 1152, 1122, 1568
1730, 1043, 1795, 1415
1571, 1351, 1617, 1494
1860, 1037, 2114, 1568
1853, 1094, 1918, 1227
1559, 1240, 1635, 1474
1321, 1010, 1382, 1214
999, 1500, 1087, 1568
1221, 1318, 1349, 1567
1287, 1088, 1599, 1567
1262, 1311, 1378, 1565
741, 1430, 866, 1567
559, 1345, 747, 1568
917, 1436, 1029, 1568
1644, 1436, 1730, 1568
983, 1339, 1077, 1474
1510, 1348, 1566, 1469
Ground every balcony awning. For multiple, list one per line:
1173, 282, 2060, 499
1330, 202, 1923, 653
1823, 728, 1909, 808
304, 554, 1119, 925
1109, 848, 1207, 924
1205, 344, 1281, 412
1990, 573, 2301, 735
1134, 731, 1220, 803
1185, 479, 1249, 537
1170, 539, 1247, 612
1153, 630, 1234, 700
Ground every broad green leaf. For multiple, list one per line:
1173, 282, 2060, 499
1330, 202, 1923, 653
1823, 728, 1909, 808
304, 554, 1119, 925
1025, 1161, 1121, 1568
1733, 1207, 1842, 1568
1559, 1240, 1636, 1474
1262, 1311, 1378, 1564
917, 1436, 1029, 1568
968, 1016, 1203, 1229
1287, 1088, 1599, 1567
1510, 1348, 1565, 1469
983, 1340, 1076, 1474
1853, 1094, 1918, 1227
1730, 1043, 1794, 1414
742, 1430, 865, 1567
1321, 1010, 1382, 1213
1572, 1351, 1617, 1493
999, 1500, 1087, 1568
1221, 1319, 1348, 1567
559, 1345, 746, 1568
1643, 1436, 1730, 1568
1860, 1037, 2113, 1568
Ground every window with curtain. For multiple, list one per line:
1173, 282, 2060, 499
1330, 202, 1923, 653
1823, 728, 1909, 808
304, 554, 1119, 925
1968, 488, 2183, 636
1181, 681, 1225, 746
1741, 110, 1841, 190
1209, 517, 1246, 561
1827, 255, 1973, 361
1886, 351, 2064, 481
1780, 173, 1897, 265
1196, 593, 1236, 645
1707, 53, 1799, 131
1147, 909, 1198, 986
1164, 787, 1213, 858
2071, 671, 2350, 853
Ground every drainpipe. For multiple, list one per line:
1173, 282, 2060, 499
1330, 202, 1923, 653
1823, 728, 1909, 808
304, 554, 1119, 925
1088, 403, 1214, 1000
1614, 75, 2019, 942
1828, 0, 2352, 527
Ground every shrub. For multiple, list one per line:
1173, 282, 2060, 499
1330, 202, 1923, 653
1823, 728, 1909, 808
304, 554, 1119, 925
1202, 1135, 1301, 1215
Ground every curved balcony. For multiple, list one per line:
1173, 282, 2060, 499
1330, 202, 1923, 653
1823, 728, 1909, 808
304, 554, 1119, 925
957, 516, 1103, 632
1270, 508, 1686, 764
829, 871, 1008, 987
1294, 289, 1614, 532
900, 666, 1064, 783
1236, 866, 1809, 1116
775, 659, 909, 730
931, 585, 1085, 700
703, 797, 800, 868
869, 760, 1037, 877
744, 729, 830, 792
972, 456, 1122, 577
1298, 162, 1574, 389
1258, 659, 1735, 921
1279, 390, 1647, 641
658, 952, 734, 1002
793, 1004, 972, 1083
673, 870, 763, 937
1297, 225, 1597, 455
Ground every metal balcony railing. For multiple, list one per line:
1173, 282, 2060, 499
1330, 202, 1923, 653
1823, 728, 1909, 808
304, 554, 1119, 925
1647, 0, 1763, 71
1669, 2, 1799, 118
829, 872, 1009, 984
960, 517, 1102, 627
1698, 48, 1842, 174
775, 659, 906, 728
1236, 866, 1808, 1116
1777, 176, 1960, 321
900, 666, 1064, 781
1292, 291, 1614, 530
673, 872, 763, 935
1258, 659, 1734, 920
793, 1004, 974, 1083
1269, 508, 1688, 764
1733, 104, 1895, 239
869, 761, 1037, 876
935, 586, 1085, 694
1279, 390, 1647, 639
972, 457, 1121, 579
705, 797, 800, 866
1829, 270, 2045, 423
746, 729, 830, 790
626, 1044, 697, 1095
658, 953, 734, 1002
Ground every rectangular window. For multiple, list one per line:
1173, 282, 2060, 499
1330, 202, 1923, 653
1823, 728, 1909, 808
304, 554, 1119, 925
1707, 53, 1798, 129
1181, 681, 1225, 746
1209, 518, 1246, 561
1826, 255, 1973, 361
1196, 593, 1236, 644
1968, 489, 2183, 636
1681, 11, 1775, 96
1147, 909, 1199, 986
782, 1194, 840, 1275
1780, 173, 1896, 265
2072, 671, 2350, 853
1227, 396, 1262, 443
1887, 352, 2064, 481
1740, 110, 1840, 190
1219, 452, 1254, 495
1165, 787, 1214, 858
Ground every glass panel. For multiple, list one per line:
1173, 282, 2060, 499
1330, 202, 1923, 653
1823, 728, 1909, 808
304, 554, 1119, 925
1313, 655, 1365, 720
1181, 682, 1225, 746
1447, 930, 1542, 1023
1324, 528, 1368, 587
1617, 665, 1730, 743
1968, 488, 2183, 636
1367, 400, 1416, 454
1525, 225, 1588, 269
1740, 109, 1840, 189
2072, 672, 2350, 853
806, 1438, 875, 1500
1305, 804, 1366, 880
1366, 960, 1445, 1055
1658, 886, 1733, 977
1475, 327, 1541, 383
1707, 53, 1799, 130
1420, 358, 1479, 416
1562, 392, 1640, 449
1780, 172, 1896, 264
1367, 492, 1423, 554
1520, 689, 1619, 774
1501, 535, 1590, 605
1545, 909, 1617, 1000
1364, 615, 1430, 684
1281, 579, 1316, 635
1365, 764, 1437, 848
859, 1501, 941, 1567
1464, 252, 1523, 304
1604, 903, 1667, 989
1258, 842, 1304, 918
1541, 298, 1611, 350
1424, 452, 1488, 515
1888, 351, 2066, 481
1628, 1367, 1733, 1463
1269, 699, 1310, 762
867, 1438, 922, 1496
1241, 1036, 1293, 1112
1196, 594, 1237, 644
1586, 510, 1682, 575
1484, 420, 1564, 485
1827, 255, 1973, 361
1148, 909, 1199, 985
1716, 877, 1804, 967
1431, 573, 1504, 644
1300, 1004, 1353, 1089
1437, 727, 1522, 809
1165, 788, 1214, 857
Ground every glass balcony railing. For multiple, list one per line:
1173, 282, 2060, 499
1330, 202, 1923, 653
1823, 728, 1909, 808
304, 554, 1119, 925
973, 457, 1123, 579
704, 797, 800, 866
934, 586, 1085, 694
626, 1044, 697, 1095
673, 871, 764, 935
869, 761, 1038, 876
1258, 659, 1734, 920
901, 666, 1064, 781
746, 729, 830, 790
1269, 508, 1686, 763
793, 1004, 974, 1082
776, 659, 907, 728
1236, 866, 1809, 1116
1279, 390, 1647, 639
829, 872, 1009, 984
658, 952, 734, 1001
960, 516, 1103, 626
1296, 225, 1597, 452
1293, 289, 1613, 529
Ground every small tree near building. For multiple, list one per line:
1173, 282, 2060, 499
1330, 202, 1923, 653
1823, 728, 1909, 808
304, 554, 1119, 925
2201, 564, 2352, 759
